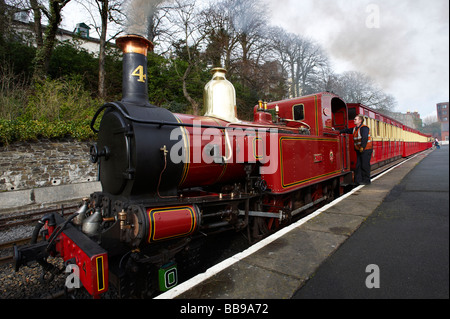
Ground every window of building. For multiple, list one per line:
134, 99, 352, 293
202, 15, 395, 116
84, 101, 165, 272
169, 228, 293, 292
74, 23, 90, 39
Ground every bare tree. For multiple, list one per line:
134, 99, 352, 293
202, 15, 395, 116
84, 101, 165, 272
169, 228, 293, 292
75, 0, 125, 99
268, 28, 328, 97
423, 114, 438, 126
1, 0, 35, 41
201, 1, 240, 71
145, 1, 175, 45
229, 0, 268, 87
0, 0, 6, 38
28, 0, 43, 48
334, 71, 396, 112
375, 93, 397, 114
267, 27, 297, 97
97, 0, 109, 99
307, 63, 339, 94
170, 0, 207, 115
295, 37, 329, 96
30, 0, 71, 81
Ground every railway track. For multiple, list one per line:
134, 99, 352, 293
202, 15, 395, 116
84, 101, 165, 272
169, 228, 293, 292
0, 204, 79, 265
0, 205, 78, 230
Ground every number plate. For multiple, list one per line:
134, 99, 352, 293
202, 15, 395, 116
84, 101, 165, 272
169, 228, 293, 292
158, 262, 178, 292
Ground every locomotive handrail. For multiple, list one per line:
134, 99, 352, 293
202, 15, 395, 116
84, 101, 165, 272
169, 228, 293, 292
282, 118, 311, 130
90, 102, 232, 133
90, 102, 294, 166
90, 102, 293, 133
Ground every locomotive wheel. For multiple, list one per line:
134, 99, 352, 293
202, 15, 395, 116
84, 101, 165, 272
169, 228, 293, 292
250, 216, 280, 242
266, 217, 279, 231
250, 196, 293, 242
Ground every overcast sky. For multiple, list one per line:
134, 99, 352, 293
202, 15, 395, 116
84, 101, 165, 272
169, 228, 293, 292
61, 0, 449, 119
264, 0, 449, 119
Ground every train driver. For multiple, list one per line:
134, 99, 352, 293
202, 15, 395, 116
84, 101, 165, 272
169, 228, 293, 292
339, 115, 373, 185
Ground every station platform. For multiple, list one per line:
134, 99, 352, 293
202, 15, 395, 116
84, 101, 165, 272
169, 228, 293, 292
157, 145, 449, 299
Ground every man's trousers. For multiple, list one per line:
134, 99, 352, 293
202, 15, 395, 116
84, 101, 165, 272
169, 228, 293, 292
355, 149, 373, 184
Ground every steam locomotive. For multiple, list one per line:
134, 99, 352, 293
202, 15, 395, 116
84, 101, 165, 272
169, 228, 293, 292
13, 35, 431, 298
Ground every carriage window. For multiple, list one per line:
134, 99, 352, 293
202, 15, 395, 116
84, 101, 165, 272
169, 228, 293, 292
370, 119, 376, 136
293, 104, 305, 121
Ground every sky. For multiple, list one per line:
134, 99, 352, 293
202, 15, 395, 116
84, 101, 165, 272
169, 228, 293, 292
263, 0, 449, 119
61, 0, 449, 120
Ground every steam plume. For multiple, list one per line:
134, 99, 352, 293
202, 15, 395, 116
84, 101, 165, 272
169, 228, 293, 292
124, 0, 165, 37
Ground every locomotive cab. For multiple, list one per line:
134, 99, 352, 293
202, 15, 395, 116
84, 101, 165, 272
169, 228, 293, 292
329, 96, 348, 131
260, 92, 348, 136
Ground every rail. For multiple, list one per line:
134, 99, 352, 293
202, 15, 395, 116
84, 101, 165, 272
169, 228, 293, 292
0, 204, 78, 265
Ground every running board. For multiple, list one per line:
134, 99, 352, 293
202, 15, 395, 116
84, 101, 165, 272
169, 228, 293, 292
238, 196, 328, 220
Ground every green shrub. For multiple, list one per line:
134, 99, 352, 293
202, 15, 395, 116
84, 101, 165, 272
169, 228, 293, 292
0, 63, 29, 120
0, 76, 101, 145
0, 118, 95, 145
24, 77, 100, 122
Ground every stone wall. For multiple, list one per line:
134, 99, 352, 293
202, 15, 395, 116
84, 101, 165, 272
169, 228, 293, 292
0, 138, 98, 192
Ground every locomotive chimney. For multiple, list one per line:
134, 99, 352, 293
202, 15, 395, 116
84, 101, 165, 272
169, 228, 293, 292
116, 34, 154, 106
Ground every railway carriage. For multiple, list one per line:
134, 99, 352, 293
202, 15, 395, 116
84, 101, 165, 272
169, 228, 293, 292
347, 103, 431, 170
401, 124, 432, 157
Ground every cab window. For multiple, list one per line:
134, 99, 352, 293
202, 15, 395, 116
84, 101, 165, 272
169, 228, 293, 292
293, 104, 305, 121
348, 108, 357, 121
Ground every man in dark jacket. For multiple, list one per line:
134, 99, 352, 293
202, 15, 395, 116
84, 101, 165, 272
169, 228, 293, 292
340, 115, 373, 185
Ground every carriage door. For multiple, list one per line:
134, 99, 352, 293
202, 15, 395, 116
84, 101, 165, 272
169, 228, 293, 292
331, 97, 350, 171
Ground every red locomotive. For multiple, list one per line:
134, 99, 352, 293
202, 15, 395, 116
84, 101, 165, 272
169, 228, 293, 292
14, 35, 432, 298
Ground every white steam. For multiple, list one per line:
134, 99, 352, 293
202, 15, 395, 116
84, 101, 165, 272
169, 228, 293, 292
267, 0, 449, 114
124, 0, 165, 37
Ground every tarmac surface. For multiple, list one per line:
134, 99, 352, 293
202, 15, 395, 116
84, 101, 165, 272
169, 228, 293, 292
158, 146, 449, 299
293, 145, 449, 299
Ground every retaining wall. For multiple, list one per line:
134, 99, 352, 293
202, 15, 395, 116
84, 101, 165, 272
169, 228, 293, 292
1, 138, 97, 192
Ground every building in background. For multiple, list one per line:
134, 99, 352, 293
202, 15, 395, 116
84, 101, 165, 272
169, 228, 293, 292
437, 102, 449, 141
12, 8, 100, 55
389, 110, 422, 130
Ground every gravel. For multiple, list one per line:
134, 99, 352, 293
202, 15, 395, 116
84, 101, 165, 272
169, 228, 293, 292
0, 225, 35, 245
0, 214, 249, 299
0, 258, 67, 299
0, 213, 75, 299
